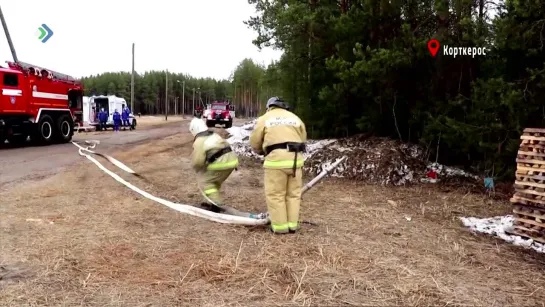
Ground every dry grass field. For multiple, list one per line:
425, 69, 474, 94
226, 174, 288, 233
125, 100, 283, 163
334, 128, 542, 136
1, 126, 545, 306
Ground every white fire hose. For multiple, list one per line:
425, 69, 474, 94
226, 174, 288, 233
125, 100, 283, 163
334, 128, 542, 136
72, 140, 346, 226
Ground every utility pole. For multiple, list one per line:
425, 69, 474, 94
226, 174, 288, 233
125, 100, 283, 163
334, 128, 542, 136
182, 81, 185, 117
130, 43, 135, 112
192, 88, 196, 116
165, 70, 168, 121
175, 80, 181, 116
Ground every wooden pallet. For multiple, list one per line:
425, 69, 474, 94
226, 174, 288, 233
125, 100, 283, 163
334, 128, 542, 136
508, 129, 545, 243
512, 204, 545, 229
506, 225, 545, 244
514, 128, 545, 206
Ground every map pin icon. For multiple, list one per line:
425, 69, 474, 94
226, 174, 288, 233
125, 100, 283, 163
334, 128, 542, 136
427, 39, 440, 57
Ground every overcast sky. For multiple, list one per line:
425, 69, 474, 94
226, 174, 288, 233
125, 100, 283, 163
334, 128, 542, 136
0, 1, 282, 80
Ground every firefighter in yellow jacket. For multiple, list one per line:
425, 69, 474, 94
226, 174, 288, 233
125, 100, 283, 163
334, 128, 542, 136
250, 97, 307, 234
190, 118, 239, 212
190, 118, 265, 218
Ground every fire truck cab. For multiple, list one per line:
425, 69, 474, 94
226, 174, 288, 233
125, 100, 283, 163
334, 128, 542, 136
0, 61, 83, 145
203, 101, 234, 128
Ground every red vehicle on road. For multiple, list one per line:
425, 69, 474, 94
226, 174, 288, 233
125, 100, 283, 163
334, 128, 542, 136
0, 6, 83, 145
203, 101, 234, 128
0, 62, 83, 144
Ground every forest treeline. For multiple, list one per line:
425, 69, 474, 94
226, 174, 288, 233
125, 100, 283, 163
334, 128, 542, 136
81, 58, 270, 118
82, 0, 545, 179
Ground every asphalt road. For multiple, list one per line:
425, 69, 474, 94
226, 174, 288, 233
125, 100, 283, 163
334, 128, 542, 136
0, 120, 189, 188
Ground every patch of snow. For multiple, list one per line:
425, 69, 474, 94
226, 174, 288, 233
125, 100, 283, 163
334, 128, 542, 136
305, 140, 336, 159
226, 120, 261, 159
460, 215, 545, 253
240, 120, 257, 130
226, 126, 251, 144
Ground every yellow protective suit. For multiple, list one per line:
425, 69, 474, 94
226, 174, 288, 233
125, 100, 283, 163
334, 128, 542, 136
249, 107, 307, 233
191, 131, 239, 206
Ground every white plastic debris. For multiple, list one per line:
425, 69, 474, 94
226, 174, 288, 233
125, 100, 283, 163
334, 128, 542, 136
460, 215, 545, 253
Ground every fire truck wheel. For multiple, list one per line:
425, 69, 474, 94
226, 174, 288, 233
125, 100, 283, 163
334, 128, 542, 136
35, 115, 55, 144
225, 121, 233, 128
56, 115, 73, 143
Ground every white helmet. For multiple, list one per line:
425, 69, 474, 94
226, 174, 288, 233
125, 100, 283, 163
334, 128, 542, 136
189, 118, 208, 137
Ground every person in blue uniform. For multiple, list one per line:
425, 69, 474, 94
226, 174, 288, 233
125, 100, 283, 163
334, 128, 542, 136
98, 108, 108, 131
112, 109, 121, 132
122, 107, 130, 130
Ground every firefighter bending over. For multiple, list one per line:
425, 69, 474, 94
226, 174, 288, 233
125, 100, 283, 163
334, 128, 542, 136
250, 97, 307, 234
190, 118, 262, 218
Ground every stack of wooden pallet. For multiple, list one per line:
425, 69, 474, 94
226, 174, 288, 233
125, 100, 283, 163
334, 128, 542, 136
509, 128, 545, 244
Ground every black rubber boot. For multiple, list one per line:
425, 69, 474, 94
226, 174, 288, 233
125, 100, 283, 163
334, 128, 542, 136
199, 202, 224, 213
269, 227, 290, 234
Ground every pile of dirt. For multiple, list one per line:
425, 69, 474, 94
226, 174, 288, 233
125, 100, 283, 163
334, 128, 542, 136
227, 121, 480, 186
305, 135, 428, 185
226, 120, 336, 160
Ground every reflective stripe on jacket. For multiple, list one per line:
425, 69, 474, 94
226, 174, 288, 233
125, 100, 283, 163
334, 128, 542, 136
191, 132, 239, 171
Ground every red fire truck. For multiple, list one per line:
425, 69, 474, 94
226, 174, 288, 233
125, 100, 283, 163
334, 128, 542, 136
0, 7, 83, 145
0, 62, 83, 144
203, 101, 234, 128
